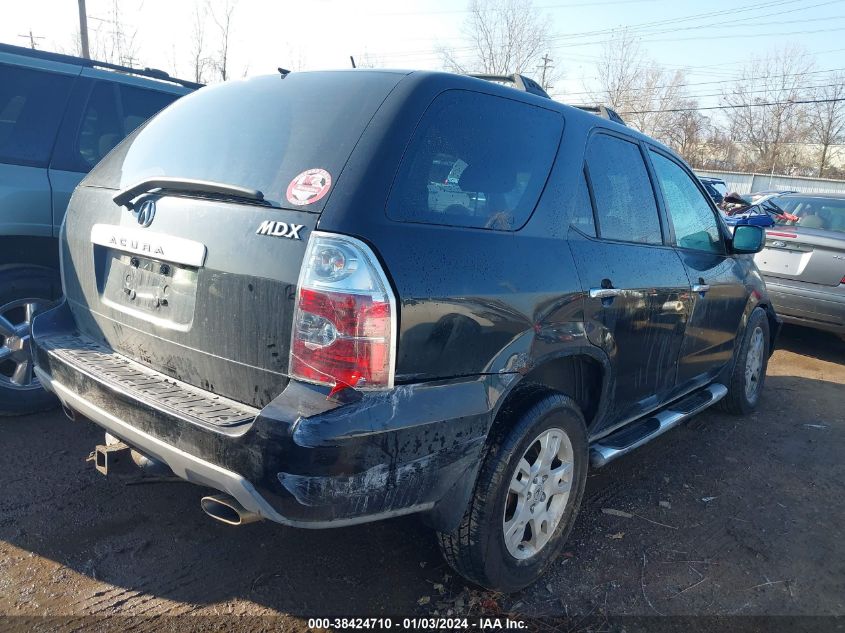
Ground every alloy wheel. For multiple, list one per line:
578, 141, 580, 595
503, 427, 574, 560
744, 326, 765, 400
0, 298, 49, 390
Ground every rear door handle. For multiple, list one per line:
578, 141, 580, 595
692, 283, 710, 294
589, 288, 623, 299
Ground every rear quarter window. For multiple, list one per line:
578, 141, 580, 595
387, 90, 563, 231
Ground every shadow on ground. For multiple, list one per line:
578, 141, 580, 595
1, 328, 843, 620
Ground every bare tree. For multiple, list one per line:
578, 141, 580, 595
722, 46, 813, 174
589, 31, 691, 146
665, 105, 710, 166
808, 74, 845, 177
191, 5, 211, 83
441, 0, 551, 76
208, 0, 236, 81
590, 29, 644, 110
285, 45, 308, 72
354, 50, 382, 69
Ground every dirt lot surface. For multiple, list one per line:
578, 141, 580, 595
1, 325, 843, 630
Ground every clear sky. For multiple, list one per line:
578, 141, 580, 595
3, 0, 845, 107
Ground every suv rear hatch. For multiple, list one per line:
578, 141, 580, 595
61, 71, 404, 407
755, 196, 845, 287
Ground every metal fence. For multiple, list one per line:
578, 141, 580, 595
695, 170, 845, 196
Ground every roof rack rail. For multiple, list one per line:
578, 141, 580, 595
0, 42, 203, 90
467, 73, 550, 99
575, 104, 626, 126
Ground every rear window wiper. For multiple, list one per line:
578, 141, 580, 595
113, 177, 271, 209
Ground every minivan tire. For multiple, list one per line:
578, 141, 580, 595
0, 265, 60, 416
437, 390, 588, 592
720, 307, 770, 416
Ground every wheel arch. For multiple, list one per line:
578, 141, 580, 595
490, 348, 610, 438
423, 348, 608, 534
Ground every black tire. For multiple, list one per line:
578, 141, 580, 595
437, 389, 588, 592
720, 307, 770, 415
0, 265, 61, 416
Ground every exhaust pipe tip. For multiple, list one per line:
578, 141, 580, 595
201, 494, 262, 526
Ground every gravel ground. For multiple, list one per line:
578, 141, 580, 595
0, 325, 843, 631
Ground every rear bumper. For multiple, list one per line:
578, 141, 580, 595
32, 301, 491, 528
764, 277, 845, 334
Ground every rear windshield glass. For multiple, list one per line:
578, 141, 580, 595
97, 72, 402, 209
774, 196, 845, 233
387, 90, 563, 231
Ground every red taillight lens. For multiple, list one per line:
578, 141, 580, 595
290, 233, 395, 391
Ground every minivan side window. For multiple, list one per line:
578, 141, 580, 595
585, 134, 662, 245
0, 64, 74, 167
77, 82, 123, 170
387, 90, 563, 231
649, 151, 723, 253
119, 85, 178, 136
52, 81, 180, 174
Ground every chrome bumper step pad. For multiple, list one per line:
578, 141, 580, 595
40, 335, 257, 427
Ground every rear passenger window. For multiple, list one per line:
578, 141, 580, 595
387, 90, 563, 231
119, 85, 177, 136
649, 151, 723, 253
51, 82, 179, 174
77, 82, 123, 169
0, 64, 74, 167
586, 134, 662, 245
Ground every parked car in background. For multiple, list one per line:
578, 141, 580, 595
721, 195, 798, 229
748, 189, 798, 205
0, 43, 200, 415
32, 69, 777, 592
699, 176, 728, 204
755, 193, 845, 337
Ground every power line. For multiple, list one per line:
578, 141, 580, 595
619, 96, 845, 114
380, 0, 822, 59
565, 66, 845, 98
546, 0, 841, 43
546, 0, 815, 45
555, 25, 845, 49
360, 0, 662, 17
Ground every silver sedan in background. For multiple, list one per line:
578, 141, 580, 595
755, 193, 845, 337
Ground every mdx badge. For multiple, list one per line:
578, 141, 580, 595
256, 220, 304, 240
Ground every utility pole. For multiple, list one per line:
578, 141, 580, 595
538, 53, 554, 92
18, 30, 44, 49
78, 0, 90, 59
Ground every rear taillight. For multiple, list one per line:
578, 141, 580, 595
289, 232, 396, 392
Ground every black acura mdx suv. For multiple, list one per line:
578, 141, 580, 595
31, 70, 779, 591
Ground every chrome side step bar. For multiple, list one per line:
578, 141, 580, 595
590, 383, 728, 468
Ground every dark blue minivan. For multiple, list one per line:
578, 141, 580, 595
0, 43, 199, 414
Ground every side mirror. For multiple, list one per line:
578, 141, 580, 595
731, 224, 765, 254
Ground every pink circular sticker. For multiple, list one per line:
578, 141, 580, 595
286, 168, 332, 206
